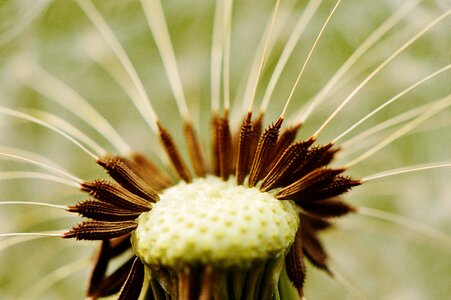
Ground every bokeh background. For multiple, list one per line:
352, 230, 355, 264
0, 0, 450, 299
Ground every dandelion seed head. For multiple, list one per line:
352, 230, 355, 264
1, 0, 450, 299
133, 176, 299, 269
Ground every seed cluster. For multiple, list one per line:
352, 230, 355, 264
63, 110, 360, 299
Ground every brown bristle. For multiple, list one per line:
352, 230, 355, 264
285, 227, 306, 297
235, 112, 254, 185
293, 176, 361, 202
184, 121, 207, 178
275, 168, 344, 200
97, 157, 159, 202
217, 112, 234, 180
81, 180, 151, 212
247, 113, 263, 171
87, 241, 111, 296
319, 147, 340, 167
299, 197, 356, 218
118, 257, 145, 300
85, 235, 133, 296
300, 223, 330, 273
260, 138, 315, 192
89, 257, 136, 298
68, 200, 143, 221
286, 143, 336, 185
210, 113, 220, 176
248, 117, 283, 187
157, 122, 192, 183
263, 123, 301, 175
63, 220, 137, 240
301, 214, 332, 232
127, 154, 173, 191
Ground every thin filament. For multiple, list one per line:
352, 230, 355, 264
0, 152, 83, 184
246, 0, 281, 113
312, 9, 451, 138
259, 0, 323, 114
76, 0, 159, 132
295, 0, 421, 123
18, 258, 90, 300
340, 97, 446, 150
0, 201, 67, 210
328, 260, 369, 300
210, 0, 226, 113
82, 43, 170, 163
0, 146, 61, 168
357, 206, 451, 249
12, 61, 132, 155
362, 162, 451, 182
332, 64, 451, 143
235, 0, 293, 120
0, 171, 80, 188
344, 95, 451, 167
0, 106, 99, 160
31, 109, 107, 157
0, 235, 42, 252
0, 232, 64, 238
281, 0, 342, 118
140, 0, 190, 120
223, 0, 233, 111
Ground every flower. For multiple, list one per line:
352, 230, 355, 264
1, 0, 450, 299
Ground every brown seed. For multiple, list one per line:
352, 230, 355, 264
260, 138, 314, 192
235, 112, 254, 185
90, 256, 136, 298
158, 121, 192, 183
63, 220, 137, 240
286, 143, 337, 186
217, 112, 234, 180
276, 168, 344, 200
126, 153, 173, 191
97, 157, 160, 202
118, 257, 145, 300
301, 214, 332, 232
299, 197, 356, 218
87, 241, 111, 296
184, 120, 207, 178
247, 113, 263, 171
263, 123, 301, 175
81, 180, 151, 212
285, 227, 306, 297
210, 113, 220, 176
294, 176, 361, 202
248, 117, 283, 187
300, 222, 330, 273
68, 200, 143, 221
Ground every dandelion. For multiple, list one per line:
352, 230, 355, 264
0, 0, 450, 299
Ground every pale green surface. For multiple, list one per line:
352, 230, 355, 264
133, 176, 299, 269
0, 0, 450, 299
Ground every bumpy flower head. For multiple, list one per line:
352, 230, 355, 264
133, 177, 300, 269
